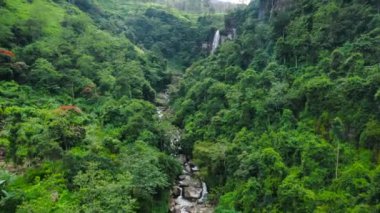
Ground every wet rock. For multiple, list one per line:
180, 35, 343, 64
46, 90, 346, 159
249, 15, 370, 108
191, 165, 199, 172
183, 186, 203, 200
173, 205, 195, 213
178, 175, 187, 180
170, 200, 176, 212
196, 205, 214, 213
175, 196, 193, 207
185, 163, 192, 173
170, 154, 213, 212
172, 186, 181, 198
179, 175, 190, 187
174, 205, 182, 213
179, 175, 202, 188
184, 206, 195, 213
178, 154, 187, 164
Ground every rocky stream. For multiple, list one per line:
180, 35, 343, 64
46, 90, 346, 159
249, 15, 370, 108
156, 87, 213, 213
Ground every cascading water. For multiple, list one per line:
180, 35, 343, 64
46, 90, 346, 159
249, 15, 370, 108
198, 182, 208, 204
211, 30, 220, 54
155, 83, 212, 213
170, 156, 212, 213
232, 28, 237, 39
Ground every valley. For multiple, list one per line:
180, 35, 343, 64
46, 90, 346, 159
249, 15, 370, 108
0, 0, 379, 212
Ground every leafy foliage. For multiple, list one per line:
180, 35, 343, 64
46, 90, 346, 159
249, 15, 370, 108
172, 0, 380, 212
1, 0, 379, 212
0, 0, 186, 212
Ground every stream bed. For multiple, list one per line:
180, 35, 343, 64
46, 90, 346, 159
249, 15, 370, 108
169, 154, 213, 213
156, 89, 213, 213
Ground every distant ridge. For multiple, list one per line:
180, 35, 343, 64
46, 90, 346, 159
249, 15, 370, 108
151, 0, 247, 13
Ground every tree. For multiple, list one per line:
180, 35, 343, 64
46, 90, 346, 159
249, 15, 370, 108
360, 119, 380, 162
335, 163, 371, 202
193, 141, 228, 187
278, 169, 316, 212
74, 163, 137, 212
29, 58, 62, 92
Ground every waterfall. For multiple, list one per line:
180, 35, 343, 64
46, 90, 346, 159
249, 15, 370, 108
211, 30, 220, 54
198, 182, 208, 204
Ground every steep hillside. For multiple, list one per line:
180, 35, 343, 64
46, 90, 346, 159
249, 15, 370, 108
0, 0, 189, 212
92, 0, 225, 67
172, 0, 380, 212
106, 0, 245, 14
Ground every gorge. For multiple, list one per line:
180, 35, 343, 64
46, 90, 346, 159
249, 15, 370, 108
0, 0, 379, 212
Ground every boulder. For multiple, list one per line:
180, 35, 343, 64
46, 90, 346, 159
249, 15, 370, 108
169, 200, 176, 213
178, 175, 187, 181
185, 163, 192, 173
184, 206, 195, 213
178, 154, 187, 164
174, 205, 195, 213
172, 186, 181, 198
175, 196, 194, 207
174, 205, 182, 213
183, 186, 203, 200
179, 176, 190, 187
179, 175, 202, 188
191, 165, 199, 172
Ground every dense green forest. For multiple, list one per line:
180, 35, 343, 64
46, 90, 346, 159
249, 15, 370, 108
0, 0, 379, 212
93, 0, 224, 67
172, 0, 380, 212
0, 0, 218, 212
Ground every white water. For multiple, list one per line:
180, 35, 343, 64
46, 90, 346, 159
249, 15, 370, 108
171, 156, 212, 213
175, 188, 194, 209
211, 30, 221, 54
156, 88, 212, 212
232, 28, 237, 39
198, 182, 208, 204
157, 107, 164, 119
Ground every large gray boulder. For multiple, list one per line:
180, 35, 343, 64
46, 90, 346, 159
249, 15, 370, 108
179, 175, 202, 188
178, 175, 187, 181
183, 186, 203, 201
